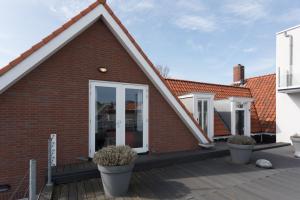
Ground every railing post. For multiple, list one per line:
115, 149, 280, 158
29, 159, 37, 200
47, 138, 53, 186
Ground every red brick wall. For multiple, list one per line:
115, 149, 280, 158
233, 64, 245, 84
0, 19, 198, 198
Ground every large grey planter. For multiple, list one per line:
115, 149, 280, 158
228, 143, 254, 164
291, 136, 300, 158
98, 164, 134, 197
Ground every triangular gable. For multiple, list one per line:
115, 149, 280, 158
0, 1, 210, 144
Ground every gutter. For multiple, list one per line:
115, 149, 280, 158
284, 31, 293, 86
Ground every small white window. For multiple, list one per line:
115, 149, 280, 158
178, 93, 215, 139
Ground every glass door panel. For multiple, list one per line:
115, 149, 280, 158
198, 99, 208, 133
95, 86, 116, 151
125, 89, 143, 148
235, 110, 245, 135
90, 81, 148, 156
203, 101, 208, 133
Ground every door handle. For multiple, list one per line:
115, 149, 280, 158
116, 120, 122, 127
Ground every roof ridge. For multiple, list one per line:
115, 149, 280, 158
245, 73, 276, 80
166, 78, 250, 90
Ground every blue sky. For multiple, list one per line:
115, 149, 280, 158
1, 0, 300, 84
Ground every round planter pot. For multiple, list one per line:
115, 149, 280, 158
98, 163, 134, 197
291, 136, 300, 158
228, 143, 254, 164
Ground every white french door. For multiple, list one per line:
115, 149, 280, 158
197, 99, 209, 134
89, 80, 148, 157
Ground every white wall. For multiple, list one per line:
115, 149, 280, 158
277, 26, 300, 143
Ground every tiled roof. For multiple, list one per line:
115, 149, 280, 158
166, 78, 252, 100
214, 111, 231, 136
244, 74, 276, 133
0, 0, 211, 142
165, 78, 263, 134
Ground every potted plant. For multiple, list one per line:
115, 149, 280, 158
227, 135, 256, 164
93, 145, 137, 197
291, 133, 300, 158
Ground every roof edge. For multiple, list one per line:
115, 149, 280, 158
166, 78, 250, 90
245, 73, 276, 81
0, 1, 211, 144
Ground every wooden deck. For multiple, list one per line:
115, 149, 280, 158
52, 145, 300, 200
51, 142, 289, 184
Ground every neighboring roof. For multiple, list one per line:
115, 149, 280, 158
165, 78, 263, 134
0, 0, 210, 144
166, 78, 252, 100
244, 74, 276, 133
214, 111, 231, 136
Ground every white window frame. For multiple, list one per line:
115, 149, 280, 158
194, 94, 214, 140
178, 93, 215, 140
229, 97, 253, 136
89, 80, 149, 157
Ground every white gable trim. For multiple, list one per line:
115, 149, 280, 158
0, 4, 209, 144
0, 6, 104, 93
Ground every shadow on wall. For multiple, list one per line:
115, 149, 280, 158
289, 92, 300, 111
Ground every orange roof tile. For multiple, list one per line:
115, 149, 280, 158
214, 111, 231, 136
166, 78, 252, 100
244, 74, 276, 133
165, 78, 263, 134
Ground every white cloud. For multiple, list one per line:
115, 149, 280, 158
278, 8, 300, 23
243, 47, 256, 53
175, 15, 217, 32
108, 0, 154, 13
175, 0, 206, 12
186, 39, 204, 51
224, 0, 269, 23
47, 0, 94, 20
247, 58, 275, 74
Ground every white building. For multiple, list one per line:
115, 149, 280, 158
277, 25, 300, 142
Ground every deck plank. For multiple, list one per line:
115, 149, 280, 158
58, 184, 68, 200
52, 146, 300, 200
77, 181, 86, 200
68, 182, 78, 200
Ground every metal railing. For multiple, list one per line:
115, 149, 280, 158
7, 135, 55, 200
278, 67, 300, 88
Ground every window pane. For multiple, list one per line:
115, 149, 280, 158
235, 110, 245, 135
125, 89, 143, 148
95, 86, 116, 151
203, 100, 208, 133
198, 101, 203, 126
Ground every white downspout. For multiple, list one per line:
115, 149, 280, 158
284, 31, 293, 86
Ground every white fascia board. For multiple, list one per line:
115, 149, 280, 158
0, 4, 209, 144
178, 94, 194, 99
276, 24, 300, 35
101, 8, 209, 144
228, 97, 254, 103
0, 6, 104, 94
179, 92, 215, 99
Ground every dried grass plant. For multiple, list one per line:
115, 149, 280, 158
93, 145, 137, 166
228, 135, 256, 145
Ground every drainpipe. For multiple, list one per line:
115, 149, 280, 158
284, 31, 293, 86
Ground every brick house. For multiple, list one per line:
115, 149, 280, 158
0, 1, 275, 198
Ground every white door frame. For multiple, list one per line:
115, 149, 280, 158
193, 93, 215, 140
89, 80, 149, 157
229, 97, 253, 136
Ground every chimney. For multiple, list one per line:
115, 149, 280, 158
233, 64, 245, 85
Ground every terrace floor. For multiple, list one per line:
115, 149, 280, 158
52, 146, 300, 200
